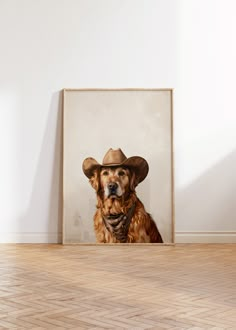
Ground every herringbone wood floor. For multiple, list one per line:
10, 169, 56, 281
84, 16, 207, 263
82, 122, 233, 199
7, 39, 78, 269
0, 244, 235, 329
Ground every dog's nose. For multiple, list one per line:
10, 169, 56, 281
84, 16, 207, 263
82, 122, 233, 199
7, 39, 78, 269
108, 182, 118, 191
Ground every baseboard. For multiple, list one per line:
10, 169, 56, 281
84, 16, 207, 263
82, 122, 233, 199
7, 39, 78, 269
0, 232, 62, 243
0, 232, 235, 244
175, 231, 236, 243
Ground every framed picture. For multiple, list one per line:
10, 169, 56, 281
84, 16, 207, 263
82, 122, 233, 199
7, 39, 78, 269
62, 89, 174, 244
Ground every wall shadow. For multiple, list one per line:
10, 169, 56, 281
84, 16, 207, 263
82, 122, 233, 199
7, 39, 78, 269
21, 91, 63, 242
175, 149, 236, 232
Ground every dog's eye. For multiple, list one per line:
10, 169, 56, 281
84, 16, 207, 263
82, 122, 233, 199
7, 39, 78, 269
118, 170, 125, 176
102, 171, 109, 176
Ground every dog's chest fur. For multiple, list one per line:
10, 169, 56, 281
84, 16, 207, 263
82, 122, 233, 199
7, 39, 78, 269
93, 197, 155, 243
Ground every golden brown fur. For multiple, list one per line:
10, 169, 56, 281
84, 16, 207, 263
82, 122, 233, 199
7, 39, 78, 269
89, 166, 163, 243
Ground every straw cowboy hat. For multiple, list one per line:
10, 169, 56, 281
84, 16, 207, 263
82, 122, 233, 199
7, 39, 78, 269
82, 148, 149, 184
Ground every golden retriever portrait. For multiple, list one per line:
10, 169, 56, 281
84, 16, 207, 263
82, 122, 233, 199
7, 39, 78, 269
82, 148, 163, 243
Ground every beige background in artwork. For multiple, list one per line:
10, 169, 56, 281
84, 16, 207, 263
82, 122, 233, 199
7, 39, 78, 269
63, 90, 172, 243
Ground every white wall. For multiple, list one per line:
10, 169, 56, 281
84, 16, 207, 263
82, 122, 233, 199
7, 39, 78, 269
0, 0, 235, 243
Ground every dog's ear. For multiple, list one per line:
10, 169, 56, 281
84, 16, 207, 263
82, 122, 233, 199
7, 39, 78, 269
89, 169, 101, 192
129, 170, 139, 191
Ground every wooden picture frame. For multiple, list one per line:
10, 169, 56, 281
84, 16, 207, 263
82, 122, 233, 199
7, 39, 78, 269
62, 89, 174, 245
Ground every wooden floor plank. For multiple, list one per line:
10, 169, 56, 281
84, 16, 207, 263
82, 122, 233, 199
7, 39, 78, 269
0, 244, 235, 329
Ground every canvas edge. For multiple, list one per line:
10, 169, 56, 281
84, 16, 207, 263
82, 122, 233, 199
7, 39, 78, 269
170, 89, 175, 244
62, 89, 66, 244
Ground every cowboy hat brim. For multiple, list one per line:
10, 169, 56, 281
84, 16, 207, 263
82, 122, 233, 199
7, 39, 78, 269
82, 156, 149, 184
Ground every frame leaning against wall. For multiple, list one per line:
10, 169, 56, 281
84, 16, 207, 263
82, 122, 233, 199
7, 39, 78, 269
62, 89, 175, 245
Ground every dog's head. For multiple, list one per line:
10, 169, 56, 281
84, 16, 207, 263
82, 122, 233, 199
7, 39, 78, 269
89, 166, 139, 201
83, 149, 149, 203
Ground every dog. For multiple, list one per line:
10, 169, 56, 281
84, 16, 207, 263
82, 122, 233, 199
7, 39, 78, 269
83, 148, 163, 243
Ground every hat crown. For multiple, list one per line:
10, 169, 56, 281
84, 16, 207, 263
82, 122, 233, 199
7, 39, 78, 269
82, 148, 149, 184
102, 148, 127, 166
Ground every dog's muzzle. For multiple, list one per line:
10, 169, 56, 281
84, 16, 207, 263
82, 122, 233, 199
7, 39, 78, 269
105, 182, 122, 198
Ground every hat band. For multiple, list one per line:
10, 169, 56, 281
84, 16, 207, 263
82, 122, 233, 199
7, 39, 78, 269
102, 162, 124, 166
